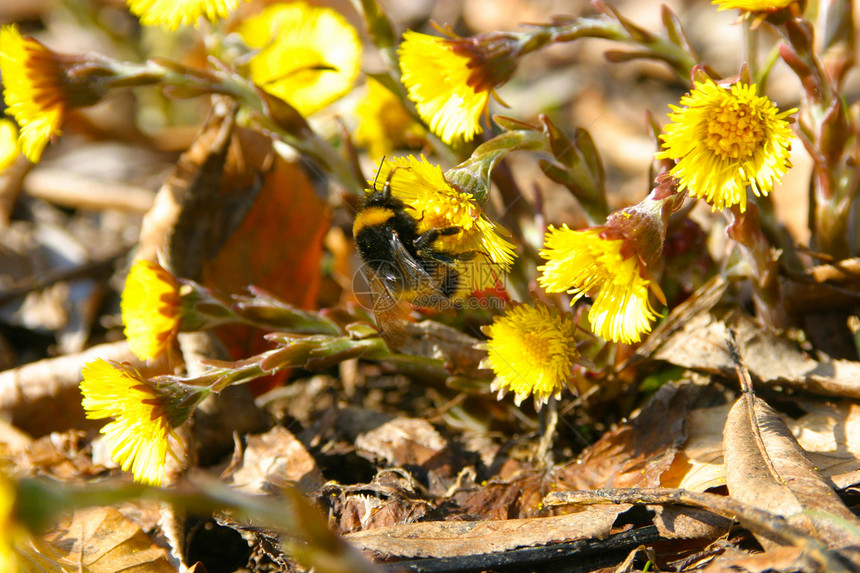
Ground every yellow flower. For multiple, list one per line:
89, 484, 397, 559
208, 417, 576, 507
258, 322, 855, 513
126, 0, 243, 30
354, 79, 426, 159
656, 79, 795, 212
478, 303, 579, 408
713, 0, 794, 11
539, 226, 659, 344
401, 30, 516, 145
376, 155, 516, 293
121, 260, 182, 362
0, 472, 18, 573
239, 2, 361, 117
0, 119, 19, 171
0, 26, 67, 163
80, 359, 194, 486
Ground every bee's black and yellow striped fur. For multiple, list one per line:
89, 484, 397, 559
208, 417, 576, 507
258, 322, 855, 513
353, 168, 473, 347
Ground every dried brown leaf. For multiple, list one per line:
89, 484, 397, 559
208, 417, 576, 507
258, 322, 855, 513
18, 506, 177, 573
651, 311, 860, 399
227, 426, 324, 494
344, 505, 628, 559
724, 396, 860, 550
452, 471, 553, 520
653, 505, 732, 540
664, 401, 860, 493
555, 382, 694, 490
700, 545, 810, 573
355, 416, 459, 496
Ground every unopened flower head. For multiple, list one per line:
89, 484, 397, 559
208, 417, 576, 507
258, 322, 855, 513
80, 359, 204, 485
121, 260, 184, 362
399, 30, 520, 144
354, 79, 426, 159
239, 2, 361, 117
0, 119, 18, 171
478, 302, 579, 409
0, 26, 110, 163
127, 0, 245, 30
538, 201, 669, 344
375, 155, 516, 293
656, 78, 795, 212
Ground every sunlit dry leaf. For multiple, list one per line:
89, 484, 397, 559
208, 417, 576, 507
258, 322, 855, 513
344, 505, 628, 559
227, 425, 324, 494
20, 506, 177, 573
452, 472, 553, 520
555, 382, 696, 489
700, 545, 811, 573
724, 396, 860, 550
784, 258, 860, 314
653, 505, 731, 540
651, 311, 860, 399
355, 416, 458, 496
666, 401, 860, 492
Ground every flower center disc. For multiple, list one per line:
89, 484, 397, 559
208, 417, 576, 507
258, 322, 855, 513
704, 102, 765, 160
523, 331, 552, 364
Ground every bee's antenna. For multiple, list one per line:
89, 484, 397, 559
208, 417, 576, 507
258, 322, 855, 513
372, 157, 386, 191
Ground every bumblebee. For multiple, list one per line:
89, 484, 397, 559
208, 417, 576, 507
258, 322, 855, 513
353, 168, 472, 347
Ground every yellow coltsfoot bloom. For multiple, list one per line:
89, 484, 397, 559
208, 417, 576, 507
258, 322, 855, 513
239, 2, 361, 117
80, 359, 200, 485
540, 227, 658, 344
0, 26, 108, 163
121, 260, 183, 362
399, 30, 521, 145
0, 119, 19, 172
127, 0, 244, 30
0, 472, 19, 573
376, 155, 516, 293
656, 79, 795, 212
713, 0, 795, 11
354, 79, 426, 159
477, 303, 579, 409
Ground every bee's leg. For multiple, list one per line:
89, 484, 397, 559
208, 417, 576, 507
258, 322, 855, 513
413, 226, 460, 251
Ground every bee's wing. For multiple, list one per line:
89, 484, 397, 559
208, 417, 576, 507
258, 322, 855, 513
367, 271, 410, 349
389, 232, 450, 308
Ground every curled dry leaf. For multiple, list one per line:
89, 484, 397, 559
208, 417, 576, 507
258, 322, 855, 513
17, 506, 177, 573
344, 505, 629, 559
650, 310, 860, 399
226, 425, 324, 494
723, 396, 860, 551
555, 382, 695, 490
666, 401, 860, 493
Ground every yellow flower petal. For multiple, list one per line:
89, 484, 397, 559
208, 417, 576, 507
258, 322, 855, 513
239, 2, 361, 117
399, 30, 490, 144
478, 303, 579, 408
121, 260, 182, 362
0, 26, 65, 163
538, 226, 658, 344
656, 79, 795, 212
0, 472, 18, 573
713, 0, 794, 11
80, 359, 178, 485
126, 0, 243, 30
0, 119, 19, 171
